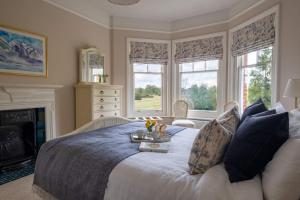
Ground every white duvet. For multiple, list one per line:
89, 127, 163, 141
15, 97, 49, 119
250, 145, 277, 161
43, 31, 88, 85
104, 128, 263, 200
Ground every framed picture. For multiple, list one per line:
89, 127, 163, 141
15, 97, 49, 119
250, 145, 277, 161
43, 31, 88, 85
0, 25, 47, 77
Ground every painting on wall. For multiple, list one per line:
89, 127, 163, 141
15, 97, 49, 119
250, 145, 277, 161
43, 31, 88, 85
0, 25, 47, 77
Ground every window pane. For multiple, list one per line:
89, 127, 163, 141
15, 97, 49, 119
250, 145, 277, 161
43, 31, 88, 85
148, 64, 162, 73
134, 74, 162, 111
206, 60, 219, 70
180, 63, 193, 72
92, 68, 103, 82
194, 61, 205, 71
133, 63, 147, 72
181, 72, 217, 111
238, 47, 272, 111
241, 51, 257, 66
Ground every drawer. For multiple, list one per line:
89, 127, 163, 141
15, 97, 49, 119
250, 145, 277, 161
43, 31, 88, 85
93, 110, 120, 119
93, 89, 120, 97
94, 96, 120, 104
94, 103, 120, 111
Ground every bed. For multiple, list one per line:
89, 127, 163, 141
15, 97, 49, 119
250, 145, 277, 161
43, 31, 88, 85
32, 116, 263, 200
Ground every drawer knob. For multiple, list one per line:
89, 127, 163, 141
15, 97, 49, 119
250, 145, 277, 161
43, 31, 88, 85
100, 114, 104, 117
114, 105, 117, 108
100, 90, 104, 94
114, 90, 117, 94
100, 98, 104, 102
115, 98, 117, 101
100, 105, 104, 109
114, 112, 117, 116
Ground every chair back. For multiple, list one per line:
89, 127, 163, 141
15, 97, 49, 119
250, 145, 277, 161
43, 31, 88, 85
173, 100, 188, 119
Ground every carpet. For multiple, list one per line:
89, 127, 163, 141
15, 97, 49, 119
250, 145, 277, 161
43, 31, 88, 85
0, 163, 35, 185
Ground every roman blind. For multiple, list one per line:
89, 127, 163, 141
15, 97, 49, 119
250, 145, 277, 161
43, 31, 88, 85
129, 41, 168, 65
174, 36, 223, 64
231, 13, 276, 57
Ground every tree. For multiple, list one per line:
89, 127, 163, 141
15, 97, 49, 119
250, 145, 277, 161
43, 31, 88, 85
248, 48, 272, 108
182, 84, 217, 111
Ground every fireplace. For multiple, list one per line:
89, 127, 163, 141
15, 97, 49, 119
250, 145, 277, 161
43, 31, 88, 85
0, 108, 46, 170
0, 83, 61, 183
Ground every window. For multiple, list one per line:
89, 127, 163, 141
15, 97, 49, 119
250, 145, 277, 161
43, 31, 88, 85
133, 63, 163, 112
173, 33, 226, 119
237, 47, 273, 110
179, 60, 219, 111
127, 39, 170, 117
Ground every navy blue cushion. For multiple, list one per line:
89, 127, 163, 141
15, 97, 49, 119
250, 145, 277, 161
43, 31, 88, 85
224, 112, 289, 182
240, 99, 268, 123
251, 109, 276, 117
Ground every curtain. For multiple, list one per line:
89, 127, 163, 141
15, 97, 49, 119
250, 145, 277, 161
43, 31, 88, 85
129, 41, 168, 65
231, 13, 276, 57
174, 36, 223, 64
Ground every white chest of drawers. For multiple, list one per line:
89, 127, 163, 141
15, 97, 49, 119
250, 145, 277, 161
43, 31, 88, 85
75, 83, 123, 128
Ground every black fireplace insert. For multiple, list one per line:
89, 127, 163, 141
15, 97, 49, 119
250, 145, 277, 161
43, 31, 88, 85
0, 109, 38, 170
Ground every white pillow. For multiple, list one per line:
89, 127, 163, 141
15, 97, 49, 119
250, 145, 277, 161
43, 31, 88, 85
262, 137, 300, 200
289, 109, 300, 137
273, 102, 286, 113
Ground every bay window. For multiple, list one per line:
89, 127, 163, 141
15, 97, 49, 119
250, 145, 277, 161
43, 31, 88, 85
179, 60, 219, 111
173, 33, 226, 118
229, 8, 278, 112
237, 47, 273, 110
127, 39, 170, 117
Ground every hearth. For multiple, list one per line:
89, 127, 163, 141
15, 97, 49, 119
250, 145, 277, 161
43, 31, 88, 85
0, 108, 46, 171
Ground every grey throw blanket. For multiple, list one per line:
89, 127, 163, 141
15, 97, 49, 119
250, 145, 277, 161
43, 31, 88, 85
33, 121, 185, 200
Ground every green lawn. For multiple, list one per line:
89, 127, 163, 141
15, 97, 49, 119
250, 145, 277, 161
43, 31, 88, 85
135, 95, 161, 111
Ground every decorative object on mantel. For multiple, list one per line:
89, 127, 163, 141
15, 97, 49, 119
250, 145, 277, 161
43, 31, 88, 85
79, 47, 105, 83
108, 0, 141, 6
283, 78, 300, 108
0, 25, 47, 77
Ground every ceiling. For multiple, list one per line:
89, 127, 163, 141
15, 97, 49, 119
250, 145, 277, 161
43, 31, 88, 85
43, 0, 263, 31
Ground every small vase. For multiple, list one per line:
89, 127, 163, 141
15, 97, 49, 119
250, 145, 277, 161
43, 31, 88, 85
147, 127, 152, 137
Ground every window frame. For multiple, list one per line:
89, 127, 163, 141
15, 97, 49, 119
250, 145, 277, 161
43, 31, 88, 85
228, 5, 279, 109
127, 38, 171, 118
172, 32, 227, 119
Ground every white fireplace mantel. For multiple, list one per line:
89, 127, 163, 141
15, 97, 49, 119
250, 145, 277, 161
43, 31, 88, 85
0, 83, 63, 140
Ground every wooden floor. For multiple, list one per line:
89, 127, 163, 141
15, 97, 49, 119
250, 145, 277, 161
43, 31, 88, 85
0, 175, 34, 200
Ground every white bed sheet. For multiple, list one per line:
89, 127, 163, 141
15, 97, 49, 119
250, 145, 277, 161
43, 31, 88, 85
104, 128, 263, 200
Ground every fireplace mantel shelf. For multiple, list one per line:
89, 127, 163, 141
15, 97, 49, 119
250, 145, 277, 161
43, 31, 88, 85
0, 83, 62, 140
0, 83, 63, 89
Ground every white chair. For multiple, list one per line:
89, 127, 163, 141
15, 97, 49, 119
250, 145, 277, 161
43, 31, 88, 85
171, 100, 195, 128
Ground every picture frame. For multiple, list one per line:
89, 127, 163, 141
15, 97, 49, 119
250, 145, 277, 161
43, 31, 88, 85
0, 25, 47, 77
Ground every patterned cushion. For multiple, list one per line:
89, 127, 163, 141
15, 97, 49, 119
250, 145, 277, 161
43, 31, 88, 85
188, 119, 232, 174
217, 106, 240, 134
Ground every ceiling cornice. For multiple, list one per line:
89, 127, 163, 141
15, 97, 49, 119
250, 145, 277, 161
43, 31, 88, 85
42, 0, 111, 29
42, 0, 266, 33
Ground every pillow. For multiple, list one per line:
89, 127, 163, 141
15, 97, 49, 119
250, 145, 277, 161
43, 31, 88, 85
289, 109, 300, 137
273, 102, 286, 113
251, 109, 276, 117
240, 99, 267, 123
262, 137, 300, 200
217, 106, 240, 134
224, 112, 289, 182
188, 119, 232, 174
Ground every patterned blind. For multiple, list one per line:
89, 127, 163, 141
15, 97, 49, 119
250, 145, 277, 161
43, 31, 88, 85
129, 41, 169, 65
174, 36, 223, 64
231, 13, 276, 57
